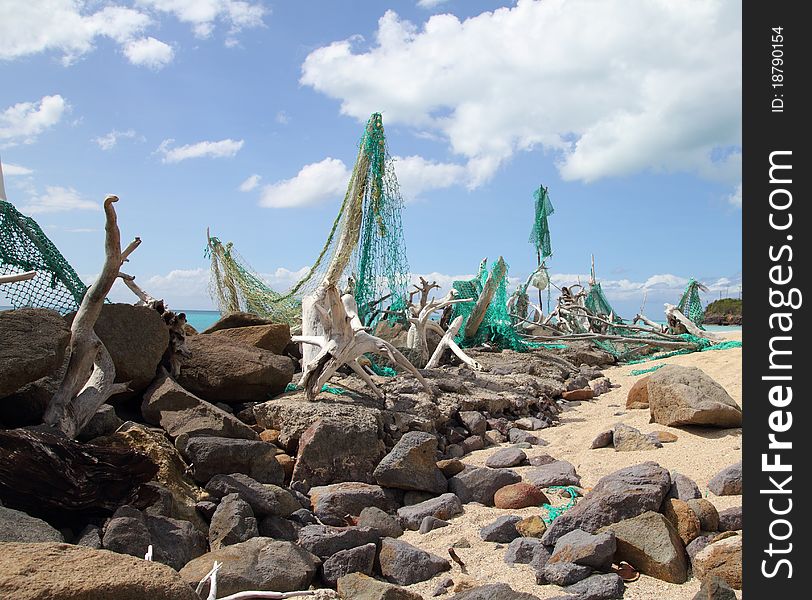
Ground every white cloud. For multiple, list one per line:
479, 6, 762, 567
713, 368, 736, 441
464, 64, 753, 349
0, 1, 152, 65
18, 185, 99, 214
275, 110, 290, 125
239, 174, 261, 192
1, 162, 33, 176
123, 36, 174, 69
138, 0, 266, 38
157, 138, 244, 163
259, 157, 350, 208
1, 95, 67, 146
393, 155, 468, 200
93, 129, 140, 150
417, 0, 451, 9
727, 183, 742, 208
301, 1, 741, 188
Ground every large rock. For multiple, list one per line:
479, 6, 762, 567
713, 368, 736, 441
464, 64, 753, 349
494, 482, 548, 509
504, 537, 545, 565
0, 542, 199, 600
540, 560, 593, 586
142, 372, 259, 440
91, 303, 169, 394
558, 573, 625, 600
378, 537, 451, 585
0, 308, 70, 398
94, 422, 206, 531
292, 418, 386, 490
253, 393, 383, 448
202, 311, 274, 333
179, 436, 283, 485
662, 498, 701, 545
525, 460, 581, 487
447, 583, 541, 600
373, 431, 447, 493
77, 404, 123, 441
209, 323, 291, 355
485, 447, 527, 468
177, 334, 295, 404
707, 462, 742, 496
692, 535, 742, 590
358, 506, 403, 538
397, 493, 463, 530
612, 423, 661, 452
600, 511, 689, 584
687, 499, 720, 532
549, 528, 616, 570
668, 472, 702, 501
101, 505, 151, 559
209, 493, 259, 550
337, 572, 422, 600
542, 462, 671, 545
448, 467, 521, 505
180, 537, 319, 596
647, 366, 742, 427
692, 575, 738, 600
480, 515, 522, 543
0, 506, 63, 543
297, 524, 380, 559
322, 542, 377, 587
311, 482, 394, 527
718, 507, 742, 531
626, 376, 650, 409
205, 474, 299, 517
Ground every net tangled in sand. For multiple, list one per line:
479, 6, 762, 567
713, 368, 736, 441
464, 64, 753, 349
0, 200, 87, 314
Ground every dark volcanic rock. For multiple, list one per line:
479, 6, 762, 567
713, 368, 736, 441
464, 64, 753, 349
310, 482, 393, 527
209, 493, 259, 550
209, 323, 291, 355
397, 493, 463, 530
485, 447, 527, 468
337, 572, 423, 600
0, 505, 64, 543
480, 515, 522, 543
549, 528, 616, 571
145, 514, 207, 571
447, 583, 541, 600
504, 537, 544, 565
373, 431, 447, 493
420, 516, 450, 534
708, 462, 742, 496
560, 572, 625, 600
180, 436, 283, 485
204, 474, 299, 517
448, 467, 521, 506
358, 506, 403, 538
525, 460, 581, 488
258, 515, 300, 541
541, 560, 593, 586
379, 537, 451, 585
322, 542, 377, 587
718, 507, 742, 531
668, 472, 702, 501
297, 524, 380, 559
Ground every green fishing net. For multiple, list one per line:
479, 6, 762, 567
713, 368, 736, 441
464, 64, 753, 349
1, 200, 87, 314
677, 278, 706, 329
529, 185, 554, 260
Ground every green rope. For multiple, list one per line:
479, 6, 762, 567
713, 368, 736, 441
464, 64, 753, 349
369, 361, 397, 377
630, 364, 665, 376
542, 485, 579, 524
283, 383, 346, 396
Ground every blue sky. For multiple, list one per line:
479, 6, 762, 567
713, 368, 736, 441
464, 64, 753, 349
1, 0, 742, 317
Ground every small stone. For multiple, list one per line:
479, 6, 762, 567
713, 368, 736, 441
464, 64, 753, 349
562, 389, 594, 401
590, 430, 613, 449
432, 576, 454, 596
458, 411, 487, 436
541, 560, 593, 586
528, 454, 556, 466
513, 442, 532, 449
708, 462, 742, 496
485, 447, 527, 469
508, 429, 547, 445
687, 499, 720, 532
515, 515, 547, 538
525, 460, 581, 488
479, 515, 521, 543
668, 472, 702, 501
452, 538, 471, 548
437, 459, 465, 478
612, 423, 662, 452
397, 493, 463, 530
420, 516, 451, 534
460, 435, 485, 454
504, 538, 544, 565
515, 417, 546, 430
650, 430, 679, 443
494, 483, 548, 509
484, 430, 507, 445
718, 507, 742, 531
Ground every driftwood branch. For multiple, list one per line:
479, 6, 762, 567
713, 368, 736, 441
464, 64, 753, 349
0, 270, 37, 284
406, 290, 475, 365
463, 256, 506, 340
43, 195, 137, 438
426, 315, 482, 370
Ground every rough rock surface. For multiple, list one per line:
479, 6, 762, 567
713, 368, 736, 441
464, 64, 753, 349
0, 308, 70, 398
337, 572, 423, 600
525, 460, 581, 487
0, 506, 63, 543
398, 493, 464, 530
448, 467, 522, 506
668, 472, 702, 501
446, 583, 542, 600
297, 524, 380, 559
485, 447, 527, 468
600, 511, 689, 584
142, 372, 259, 440
311, 482, 393, 527
494, 482, 548, 509
647, 366, 742, 427
692, 575, 738, 600
208, 493, 258, 550
626, 376, 651, 409
179, 436, 283, 485
707, 462, 742, 496
480, 515, 522, 543
378, 537, 451, 585
0, 542, 200, 600
177, 334, 295, 404
687, 499, 720, 532
504, 537, 545, 565
204, 474, 299, 517
357, 506, 403, 538
559, 573, 625, 600
373, 431, 447, 493
548, 528, 616, 570
662, 498, 701, 545
209, 323, 291, 355
692, 536, 742, 590
718, 507, 742, 531
612, 423, 662, 452
322, 542, 377, 587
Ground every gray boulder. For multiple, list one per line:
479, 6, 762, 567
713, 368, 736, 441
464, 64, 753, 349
297, 524, 380, 559
373, 431, 447, 493
485, 447, 527, 468
180, 436, 283, 485
204, 474, 299, 517
310, 482, 393, 527
322, 542, 377, 587
549, 528, 616, 571
668, 472, 702, 501
560, 572, 625, 600
526, 460, 581, 487
541, 561, 593, 586
718, 506, 742, 531
708, 462, 742, 496
612, 423, 661, 451
378, 537, 451, 585
447, 583, 541, 600
480, 515, 522, 543
358, 506, 403, 538
397, 493, 463, 530
209, 493, 259, 550
647, 366, 742, 427
504, 538, 544, 565
448, 467, 521, 505
0, 505, 63, 543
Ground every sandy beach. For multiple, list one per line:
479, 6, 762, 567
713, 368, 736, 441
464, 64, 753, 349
401, 331, 743, 599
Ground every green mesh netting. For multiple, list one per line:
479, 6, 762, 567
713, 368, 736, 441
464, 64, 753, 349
585, 282, 621, 323
1, 200, 87, 314
630, 364, 665, 376
529, 185, 554, 261
677, 278, 706, 328
542, 485, 580, 524
207, 113, 409, 327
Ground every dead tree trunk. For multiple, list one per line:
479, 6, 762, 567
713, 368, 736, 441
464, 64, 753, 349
463, 256, 506, 340
43, 195, 140, 438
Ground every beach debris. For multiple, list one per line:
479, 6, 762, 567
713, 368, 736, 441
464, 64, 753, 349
447, 547, 467, 572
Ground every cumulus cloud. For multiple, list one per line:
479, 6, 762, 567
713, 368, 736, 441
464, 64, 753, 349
93, 128, 141, 150
259, 158, 350, 208
157, 138, 244, 163
18, 185, 99, 214
1, 95, 67, 146
393, 155, 468, 200
123, 36, 174, 69
239, 174, 262, 192
138, 0, 266, 39
301, 1, 741, 189
417, 0, 452, 9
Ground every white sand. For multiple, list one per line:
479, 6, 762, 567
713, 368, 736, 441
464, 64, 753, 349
401, 332, 743, 599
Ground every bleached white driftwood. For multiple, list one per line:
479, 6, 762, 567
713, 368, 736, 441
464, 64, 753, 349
144, 545, 153, 561
463, 256, 506, 340
43, 196, 138, 438
0, 270, 36, 284
664, 304, 720, 340
406, 290, 475, 365
196, 560, 316, 600
426, 315, 482, 370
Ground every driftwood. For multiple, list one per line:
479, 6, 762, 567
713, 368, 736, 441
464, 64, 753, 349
406, 290, 475, 366
0, 270, 36, 284
43, 196, 139, 438
426, 315, 482, 370
0, 429, 158, 527
409, 277, 440, 310
463, 256, 506, 340
197, 560, 317, 600
665, 303, 720, 340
